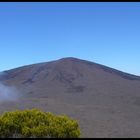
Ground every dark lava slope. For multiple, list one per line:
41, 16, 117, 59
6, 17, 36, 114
0, 57, 140, 138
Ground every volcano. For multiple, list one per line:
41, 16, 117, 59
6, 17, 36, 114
0, 57, 140, 138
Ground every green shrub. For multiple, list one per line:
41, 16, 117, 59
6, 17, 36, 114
0, 109, 81, 138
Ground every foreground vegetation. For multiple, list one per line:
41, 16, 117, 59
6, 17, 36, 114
0, 109, 81, 138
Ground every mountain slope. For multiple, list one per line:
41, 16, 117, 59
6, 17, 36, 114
0, 57, 140, 138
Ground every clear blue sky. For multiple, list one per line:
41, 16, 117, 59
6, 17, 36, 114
0, 2, 140, 76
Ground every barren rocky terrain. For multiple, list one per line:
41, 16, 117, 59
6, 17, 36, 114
0, 57, 140, 138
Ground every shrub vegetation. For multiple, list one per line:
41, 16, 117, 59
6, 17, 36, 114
0, 109, 81, 138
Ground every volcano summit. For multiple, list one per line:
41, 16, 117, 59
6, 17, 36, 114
0, 57, 140, 138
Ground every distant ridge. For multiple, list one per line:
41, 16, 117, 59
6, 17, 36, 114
2, 57, 140, 81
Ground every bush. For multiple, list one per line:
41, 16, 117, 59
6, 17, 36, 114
0, 109, 81, 138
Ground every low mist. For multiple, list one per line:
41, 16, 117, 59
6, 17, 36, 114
0, 83, 19, 103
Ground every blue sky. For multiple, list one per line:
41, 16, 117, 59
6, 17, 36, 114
0, 2, 140, 76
